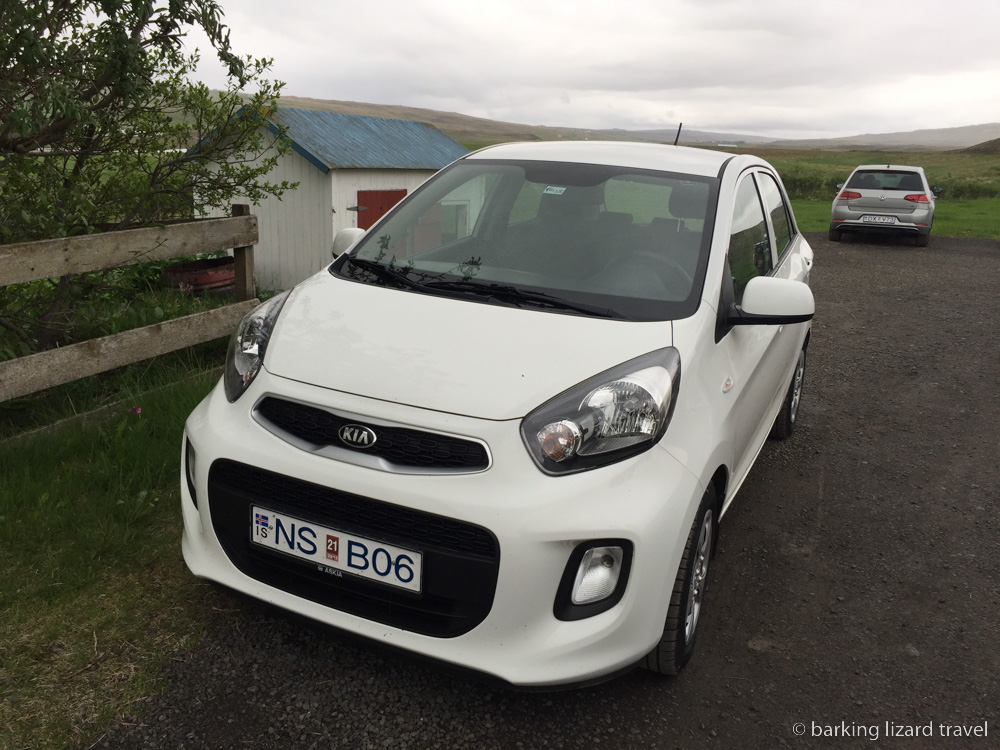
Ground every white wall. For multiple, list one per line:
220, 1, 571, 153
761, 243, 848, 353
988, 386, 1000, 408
331, 169, 436, 235
251, 150, 333, 291
207, 147, 333, 292
214, 161, 439, 291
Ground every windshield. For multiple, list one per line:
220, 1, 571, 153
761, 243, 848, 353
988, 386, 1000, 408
331, 159, 718, 321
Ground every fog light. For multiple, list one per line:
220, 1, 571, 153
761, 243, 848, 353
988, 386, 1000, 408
184, 437, 198, 509
571, 545, 624, 604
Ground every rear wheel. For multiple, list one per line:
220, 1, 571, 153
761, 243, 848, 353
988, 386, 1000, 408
828, 226, 841, 242
771, 347, 806, 440
643, 484, 717, 675
916, 232, 930, 247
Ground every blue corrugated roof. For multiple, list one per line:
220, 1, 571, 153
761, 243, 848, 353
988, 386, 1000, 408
267, 108, 468, 173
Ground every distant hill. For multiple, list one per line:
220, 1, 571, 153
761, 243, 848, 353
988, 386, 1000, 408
274, 96, 1000, 153
277, 96, 776, 148
963, 138, 1000, 155
769, 123, 1000, 151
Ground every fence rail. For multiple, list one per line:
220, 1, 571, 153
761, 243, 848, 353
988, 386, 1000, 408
0, 207, 258, 403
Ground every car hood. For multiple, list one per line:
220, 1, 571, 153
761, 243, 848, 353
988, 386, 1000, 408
264, 272, 673, 420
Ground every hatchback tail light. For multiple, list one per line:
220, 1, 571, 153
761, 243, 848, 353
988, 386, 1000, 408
837, 190, 861, 200
904, 194, 930, 203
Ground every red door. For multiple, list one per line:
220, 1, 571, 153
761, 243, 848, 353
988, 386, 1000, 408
356, 189, 407, 230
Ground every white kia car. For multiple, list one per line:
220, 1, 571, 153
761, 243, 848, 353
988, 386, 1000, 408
181, 142, 814, 687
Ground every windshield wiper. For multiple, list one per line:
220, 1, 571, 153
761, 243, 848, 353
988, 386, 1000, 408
344, 256, 431, 292
423, 280, 617, 318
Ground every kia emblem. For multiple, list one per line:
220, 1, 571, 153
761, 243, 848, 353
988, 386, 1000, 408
338, 424, 377, 449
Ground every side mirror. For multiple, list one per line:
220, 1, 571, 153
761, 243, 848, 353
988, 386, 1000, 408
730, 276, 814, 326
835, 182, 844, 190
932, 186, 943, 196
332, 227, 365, 258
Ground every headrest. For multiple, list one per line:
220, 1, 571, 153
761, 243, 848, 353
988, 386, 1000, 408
668, 183, 709, 220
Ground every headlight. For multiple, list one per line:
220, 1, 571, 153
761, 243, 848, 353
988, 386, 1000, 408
223, 291, 291, 402
521, 348, 681, 475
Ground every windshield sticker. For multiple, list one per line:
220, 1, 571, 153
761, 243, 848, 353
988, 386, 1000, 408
543, 186, 567, 195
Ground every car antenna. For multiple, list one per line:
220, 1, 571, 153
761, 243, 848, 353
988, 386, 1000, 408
674, 122, 683, 146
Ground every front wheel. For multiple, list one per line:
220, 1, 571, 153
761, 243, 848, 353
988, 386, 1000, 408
642, 484, 717, 675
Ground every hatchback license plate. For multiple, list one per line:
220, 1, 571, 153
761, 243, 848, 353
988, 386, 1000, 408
861, 215, 896, 224
250, 506, 422, 592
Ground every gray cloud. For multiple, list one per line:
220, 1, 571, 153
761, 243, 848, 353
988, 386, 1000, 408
185, 0, 1000, 139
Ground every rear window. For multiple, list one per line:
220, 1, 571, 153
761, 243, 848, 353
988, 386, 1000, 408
846, 170, 924, 191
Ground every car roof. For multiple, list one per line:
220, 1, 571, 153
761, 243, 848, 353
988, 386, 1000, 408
852, 164, 926, 173
464, 141, 747, 178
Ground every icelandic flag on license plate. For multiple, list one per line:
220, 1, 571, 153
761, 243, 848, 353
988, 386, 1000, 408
254, 512, 269, 528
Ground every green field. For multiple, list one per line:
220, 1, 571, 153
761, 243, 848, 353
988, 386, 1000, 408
710, 146, 1000, 201
738, 146, 1000, 240
790, 197, 1000, 239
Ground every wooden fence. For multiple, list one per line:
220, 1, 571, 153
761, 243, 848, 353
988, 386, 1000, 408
0, 206, 259, 403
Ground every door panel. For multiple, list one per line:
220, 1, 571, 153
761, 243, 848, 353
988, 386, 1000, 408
719, 174, 782, 480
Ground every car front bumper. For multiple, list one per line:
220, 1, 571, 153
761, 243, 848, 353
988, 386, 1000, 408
181, 369, 704, 687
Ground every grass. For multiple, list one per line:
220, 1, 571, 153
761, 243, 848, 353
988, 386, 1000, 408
747, 147, 1000, 200
791, 197, 1000, 240
0, 371, 230, 750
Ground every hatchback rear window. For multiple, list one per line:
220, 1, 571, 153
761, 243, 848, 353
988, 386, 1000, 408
846, 170, 924, 191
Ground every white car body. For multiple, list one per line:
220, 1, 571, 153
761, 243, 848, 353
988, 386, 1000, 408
181, 142, 814, 686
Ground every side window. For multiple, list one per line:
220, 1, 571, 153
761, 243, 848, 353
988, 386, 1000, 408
728, 177, 772, 305
756, 173, 792, 257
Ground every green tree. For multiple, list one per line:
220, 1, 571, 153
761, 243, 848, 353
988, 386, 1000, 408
0, 0, 293, 352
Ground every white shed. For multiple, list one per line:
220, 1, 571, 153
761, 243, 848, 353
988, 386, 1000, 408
236, 108, 468, 291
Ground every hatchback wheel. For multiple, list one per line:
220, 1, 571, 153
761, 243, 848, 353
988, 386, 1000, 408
643, 484, 717, 675
828, 226, 841, 242
771, 346, 806, 440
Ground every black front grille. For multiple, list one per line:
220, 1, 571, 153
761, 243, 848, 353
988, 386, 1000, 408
208, 460, 500, 637
255, 397, 489, 471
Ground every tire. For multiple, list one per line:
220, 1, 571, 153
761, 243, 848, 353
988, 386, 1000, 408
643, 484, 717, 675
916, 232, 930, 247
771, 347, 806, 440
828, 226, 841, 242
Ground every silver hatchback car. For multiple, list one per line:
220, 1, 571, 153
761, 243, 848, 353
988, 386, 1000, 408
829, 165, 941, 246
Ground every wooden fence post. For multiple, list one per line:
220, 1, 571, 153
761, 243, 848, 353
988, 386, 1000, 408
232, 204, 255, 302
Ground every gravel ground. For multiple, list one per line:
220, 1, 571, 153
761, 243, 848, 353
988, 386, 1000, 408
93, 232, 1000, 750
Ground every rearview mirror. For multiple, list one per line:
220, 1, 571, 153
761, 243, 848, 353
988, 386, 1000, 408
730, 276, 814, 326
332, 227, 366, 258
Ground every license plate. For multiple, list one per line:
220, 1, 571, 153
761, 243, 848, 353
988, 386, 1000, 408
861, 215, 896, 224
250, 506, 422, 593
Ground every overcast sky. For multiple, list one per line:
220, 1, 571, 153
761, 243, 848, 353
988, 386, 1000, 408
184, 0, 1000, 140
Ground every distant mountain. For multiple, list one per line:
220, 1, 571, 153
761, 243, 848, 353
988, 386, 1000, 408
769, 123, 1000, 151
277, 96, 776, 147
275, 96, 999, 152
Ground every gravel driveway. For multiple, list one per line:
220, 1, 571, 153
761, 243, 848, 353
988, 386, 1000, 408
94, 233, 1000, 750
